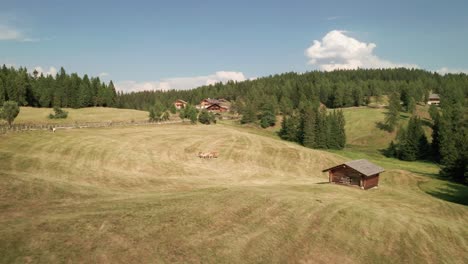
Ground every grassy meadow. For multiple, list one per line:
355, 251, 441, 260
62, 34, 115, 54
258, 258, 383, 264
0, 107, 467, 263
10, 107, 150, 125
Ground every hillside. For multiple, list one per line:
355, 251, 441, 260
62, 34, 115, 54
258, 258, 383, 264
1, 121, 467, 263
343, 106, 432, 150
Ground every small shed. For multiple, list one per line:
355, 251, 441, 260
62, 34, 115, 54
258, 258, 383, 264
322, 159, 384, 190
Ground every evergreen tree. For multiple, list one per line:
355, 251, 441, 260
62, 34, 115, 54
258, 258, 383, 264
384, 92, 401, 132
0, 79, 5, 105
278, 114, 300, 142
107, 81, 117, 107
390, 116, 429, 161
438, 85, 467, 183
14, 71, 28, 106
260, 112, 275, 128
78, 75, 92, 107
198, 110, 216, 124
407, 97, 416, 114
0, 101, 20, 127
429, 105, 441, 161
316, 108, 329, 148
240, 102, 257, 124
385, 141, 397, 157
149, 102, 165, 122
169, 103, 177, 114
336, 109, 346, 149
162, 110, 170, 121
301, 106, 317, 148
326, 111, 340, 149
179, 104, 197, 124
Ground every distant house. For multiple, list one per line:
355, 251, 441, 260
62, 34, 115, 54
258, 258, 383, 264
206, 103, 229, 112
174, 99, 187, 109
322, 159, 384, 190
427, 94, 440, 105
197, 98, 230, 111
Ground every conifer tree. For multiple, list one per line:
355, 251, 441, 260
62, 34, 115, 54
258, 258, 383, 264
336, 109, 346, 149
278, 114, 300, 142
438, 85, 466, 183
385, 92, 401, 132
316, 108, 329, 148
429, 105, 441, 162
301, 107, 317, 148
326, 111, 340, 149
0, 80, 5, 105
240, 102, 257, 124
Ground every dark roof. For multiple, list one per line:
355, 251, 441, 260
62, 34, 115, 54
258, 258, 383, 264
206, 103, 228, 109
429, 94, 440, 100
323, 159, 385, 177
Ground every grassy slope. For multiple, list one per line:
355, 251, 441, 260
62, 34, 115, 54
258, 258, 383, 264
0, 120, 467, 263
11, 107, 149, 124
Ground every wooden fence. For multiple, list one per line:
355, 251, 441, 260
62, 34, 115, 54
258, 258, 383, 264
0, 120, 182, 135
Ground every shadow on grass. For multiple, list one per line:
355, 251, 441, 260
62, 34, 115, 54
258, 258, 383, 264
420, 119, 433, 129
376, 121, 392, 132
399, 114, 410, 119
315, 182, 330, 185
423, 181, 468, 206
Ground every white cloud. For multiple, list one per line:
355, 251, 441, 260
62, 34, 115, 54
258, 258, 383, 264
326, 16, 341, 21
305, 30, 418, 71
0, 25, 21, 40
436, 67, 468, 75
98, 72, 109, 78
32, 66, 57, 77
0, 24, 39, 42
115, 71, 247, 92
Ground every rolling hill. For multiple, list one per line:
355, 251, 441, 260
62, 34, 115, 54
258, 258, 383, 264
1, 107, 467, 263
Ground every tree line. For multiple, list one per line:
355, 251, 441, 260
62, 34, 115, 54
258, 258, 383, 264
115, 68, 468, 113
0, 65, 117, 108
279, 103, 346, 150
385, 81, 467, 184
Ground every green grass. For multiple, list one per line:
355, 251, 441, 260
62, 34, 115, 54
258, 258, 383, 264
342, 106, 433, 150
9, 107, 150, 125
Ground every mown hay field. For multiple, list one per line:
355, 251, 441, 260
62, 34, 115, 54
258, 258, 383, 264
0, 122, 467, 263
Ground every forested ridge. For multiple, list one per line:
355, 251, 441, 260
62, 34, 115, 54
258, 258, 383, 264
116, 68, 468, 112
0, 65, 117, 108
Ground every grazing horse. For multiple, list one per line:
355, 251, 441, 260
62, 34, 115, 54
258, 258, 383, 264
211, 151, 219, 158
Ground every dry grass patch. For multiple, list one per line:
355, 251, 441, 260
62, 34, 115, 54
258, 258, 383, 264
0, 124, 467, 263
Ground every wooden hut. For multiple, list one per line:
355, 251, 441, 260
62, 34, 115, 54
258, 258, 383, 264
322, 159, 384, 190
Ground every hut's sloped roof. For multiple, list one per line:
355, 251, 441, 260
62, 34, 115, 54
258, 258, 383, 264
345, 159, 384, 176
323, 159, 385, 177
429, 94, 440, 100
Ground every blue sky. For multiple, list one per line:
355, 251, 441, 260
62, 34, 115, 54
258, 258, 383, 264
1, 0, 467, 91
